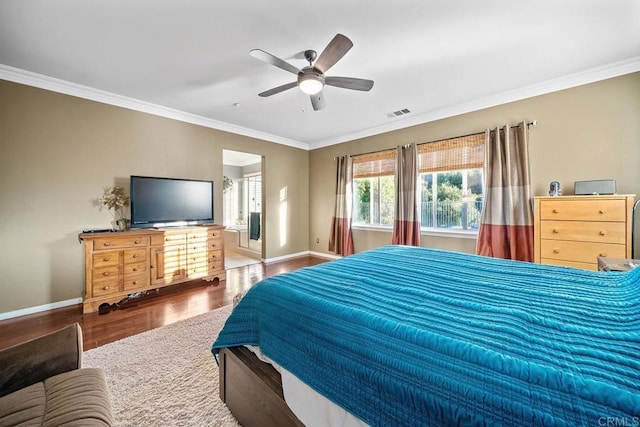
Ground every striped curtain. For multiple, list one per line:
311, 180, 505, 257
329, 156, 355, 256
392, 143, 421, 246
476, 123, 534, 261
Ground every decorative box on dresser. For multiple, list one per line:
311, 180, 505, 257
80, 225, 225, 313
534, 195, 635, 271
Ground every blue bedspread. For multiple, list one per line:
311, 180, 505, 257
212, 245, 640, 426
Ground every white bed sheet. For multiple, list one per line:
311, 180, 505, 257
246, 346, 367, 427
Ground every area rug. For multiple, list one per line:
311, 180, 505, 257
83, 305, 239, 427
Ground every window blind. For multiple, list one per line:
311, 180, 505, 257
352, 149, 396, 178
418, 133, 484, 173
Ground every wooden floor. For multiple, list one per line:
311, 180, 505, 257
0, 255, 328, 351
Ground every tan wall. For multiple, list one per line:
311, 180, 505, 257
0, 80, 309, 314
310, 72, 640, 256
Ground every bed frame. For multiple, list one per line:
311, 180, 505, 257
218, 346, 303, 427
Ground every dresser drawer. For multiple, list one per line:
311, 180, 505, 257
92, 273, 120, 297
540, 240, 626, 264
539, 221, 626, 244
123, 272, 149, 290
207, 238, 223, 250
539, 199, 626, 222
187, 230, 209, 243
93, 236, 149, 250
124, 249, 147, 264
123, 261, 147, 276
540, 258, 597, 271
187, 242, 208, 254
150, 233, 186, 246
207, 250, 223, 264
92, 251, 120, 268
208, 228, 223, 240
208, 259, 224, 272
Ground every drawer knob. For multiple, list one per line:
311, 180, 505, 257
133, 254, 138, 258
599, 252, 607, 257
103, 286, 110, 290
103, 242, 111, 246
103, 272, 110, 276
599, 210, 604, 214
103, 257, 110, 261
132, 280, 138, 285
553, 249, 560, 254
133, 267, 138, 272
599, 231, 606, 236
135, 240, 141, 244
552, 209, 559, 214
552, 229, 559, 234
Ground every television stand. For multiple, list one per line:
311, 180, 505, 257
79, 225, 226, 314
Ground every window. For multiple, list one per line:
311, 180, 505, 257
418, 133, 485, 231
352, 150, 396, 226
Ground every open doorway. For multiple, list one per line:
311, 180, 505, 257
222, 149, 263, 269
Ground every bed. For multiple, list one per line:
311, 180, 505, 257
212, 245, 640, 426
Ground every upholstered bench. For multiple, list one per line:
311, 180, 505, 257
0, 323, 113, 426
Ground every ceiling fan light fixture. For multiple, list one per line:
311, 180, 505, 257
298, 73, 324, 95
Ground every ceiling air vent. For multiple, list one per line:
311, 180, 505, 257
386, 108, 411, 118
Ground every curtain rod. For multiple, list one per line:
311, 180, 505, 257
334, 120, 538, 160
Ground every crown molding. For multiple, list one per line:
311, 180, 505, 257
0, 64, 309, 150
308, 56, 640, 150
3, 57, 639, 152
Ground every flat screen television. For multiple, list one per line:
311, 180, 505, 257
130, 175, 214, 228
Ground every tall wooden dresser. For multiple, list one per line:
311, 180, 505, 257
534, 195, 635, 271
80, 225, 225, 313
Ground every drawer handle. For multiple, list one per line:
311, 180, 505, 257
103, 286, 110, 290
103, 272, 110, 276
553, 249, 560, 254
552, 209, 559, 214
103, 257, 110, 262
103, 242, 111, 246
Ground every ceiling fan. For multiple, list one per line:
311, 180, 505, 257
249, 33, 374, 111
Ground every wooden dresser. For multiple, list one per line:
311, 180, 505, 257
534, 195, 635, 271
80, 225, 225, 313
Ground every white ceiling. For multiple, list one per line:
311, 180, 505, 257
1, 1, 639, 150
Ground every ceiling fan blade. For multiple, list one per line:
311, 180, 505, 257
250, 49, 301, 75
313, 34, 353, 74
258, 81, 297, 97
325, 76, 374, 91
310, 92, 326, 111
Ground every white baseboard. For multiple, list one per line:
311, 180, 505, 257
262, 250, 339, 264
1, 252, 339, 321
0, 298, 82, 321
308, 250, 341, 260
